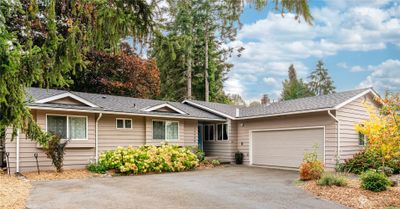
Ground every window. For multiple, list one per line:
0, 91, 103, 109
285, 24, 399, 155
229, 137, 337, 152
217, 123, 228, 140
153, 120, 179, 140
47, 115, 87, 140
204, 124, 215, 141
116, 118, 132, 129
359, 132, 367, 146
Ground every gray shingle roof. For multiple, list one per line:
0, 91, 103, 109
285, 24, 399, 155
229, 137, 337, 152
26, 88, 224, 120
185, 88, 374, 118
27, 87, 375, 120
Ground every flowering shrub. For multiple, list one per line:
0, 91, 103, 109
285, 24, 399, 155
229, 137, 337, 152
98, 143, 199, 174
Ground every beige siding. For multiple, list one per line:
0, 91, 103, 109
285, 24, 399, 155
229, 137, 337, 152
5, 110, 199, 173
236, 112, 338, 168
98, 115, 146, 153
337, 94, 380, 161
6, 110, 96, 173
203, 119, 237, 162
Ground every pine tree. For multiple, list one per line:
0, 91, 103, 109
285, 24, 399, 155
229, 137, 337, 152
281, 64, 314, 101
308, 60, 336, 95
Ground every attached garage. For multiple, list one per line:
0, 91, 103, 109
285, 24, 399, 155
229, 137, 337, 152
250, 127, 325, 169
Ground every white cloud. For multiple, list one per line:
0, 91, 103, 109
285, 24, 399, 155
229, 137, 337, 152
337, 62, 348, 69
263, 77, 280, 88
224, 76, 244, 96
350, 66, 365, 72
224, 1, 400, 101
359, 59, 400, 92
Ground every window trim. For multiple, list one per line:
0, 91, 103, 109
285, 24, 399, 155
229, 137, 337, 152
216, 123, 229, 141
116, 118, 133, 129
46, 114, 88, 140
358, 132, 367, 146
152, 119, 179, 141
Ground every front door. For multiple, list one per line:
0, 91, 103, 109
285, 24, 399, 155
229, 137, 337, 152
198, 125, 203, 151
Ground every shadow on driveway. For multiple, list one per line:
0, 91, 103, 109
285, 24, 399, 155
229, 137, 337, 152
27, 166, 348, 209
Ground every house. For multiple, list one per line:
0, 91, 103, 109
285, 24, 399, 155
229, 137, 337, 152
4, 87, 381, 173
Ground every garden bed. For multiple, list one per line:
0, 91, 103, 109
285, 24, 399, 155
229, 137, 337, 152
300, 179, 400, 209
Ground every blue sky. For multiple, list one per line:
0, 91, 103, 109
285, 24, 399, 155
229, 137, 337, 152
224, 0, 400, 103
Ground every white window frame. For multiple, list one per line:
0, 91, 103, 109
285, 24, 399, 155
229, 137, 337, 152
216, 123, 229, 141
116, 118, 133, 129
152, 119, 179, 141
46, 114, 88, 140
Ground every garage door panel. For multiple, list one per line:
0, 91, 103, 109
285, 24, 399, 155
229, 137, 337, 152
251, 128, 324, 168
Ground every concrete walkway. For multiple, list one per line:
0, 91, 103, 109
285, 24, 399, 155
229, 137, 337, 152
27, 166, 348, 209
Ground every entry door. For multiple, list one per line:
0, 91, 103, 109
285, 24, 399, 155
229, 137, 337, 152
198, 125, 204, 151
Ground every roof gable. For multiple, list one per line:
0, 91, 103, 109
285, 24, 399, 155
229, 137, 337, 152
143, 104, 187, 115
35, 92, 99, 107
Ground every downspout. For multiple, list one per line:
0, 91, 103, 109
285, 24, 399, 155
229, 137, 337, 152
16, 129, 20, 173
328, 110, 340, 162
95, 113, 103, 163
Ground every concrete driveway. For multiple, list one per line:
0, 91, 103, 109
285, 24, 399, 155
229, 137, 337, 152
27, 166, 347, 209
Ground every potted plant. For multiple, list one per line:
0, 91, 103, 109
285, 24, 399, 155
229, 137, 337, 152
235, 151, 243, 164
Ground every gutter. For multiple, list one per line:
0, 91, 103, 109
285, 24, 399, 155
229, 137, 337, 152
95, 113, 103, 163
16, 129, 20, 173
328, 110, 340, 161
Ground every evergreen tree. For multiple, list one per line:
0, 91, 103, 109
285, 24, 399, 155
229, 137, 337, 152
281, 64, 314, 101
308, 60, 336, 95
0, 0, 155, 143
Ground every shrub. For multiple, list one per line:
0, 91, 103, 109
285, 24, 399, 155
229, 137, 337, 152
211, 160, 220, 166
235, 152, 243, 164
300, 161, 324, 180
342, 150, 400, 175
43, 135, 70, 172
98, 143, 199, 174
360, 170, 391, 192
87, 163, 108, 174
299, 145, 324, 181
317, 173, 348, 187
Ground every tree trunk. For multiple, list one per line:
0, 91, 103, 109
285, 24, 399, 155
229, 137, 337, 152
204, 23, 209, 102
187, 55, 192, 99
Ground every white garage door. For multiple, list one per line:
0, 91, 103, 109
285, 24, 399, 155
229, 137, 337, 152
251, 127, 324, 168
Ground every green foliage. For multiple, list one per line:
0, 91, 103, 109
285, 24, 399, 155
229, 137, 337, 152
281, 64, 315, 101
308, 60, 336, 96
341, 150, 400, 175
87, 163, 108, 174
211, 160, 220, 166
0, 0, 155, 146
98, 144, 199, 174
43, 136, 69, 172
360, 170, 391, 192
317, 173, 348, 187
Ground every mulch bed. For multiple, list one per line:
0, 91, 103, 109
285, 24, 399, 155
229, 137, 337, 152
0, 173, 32, 209
300, 179, 400, 209
22, 169, 100, 181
